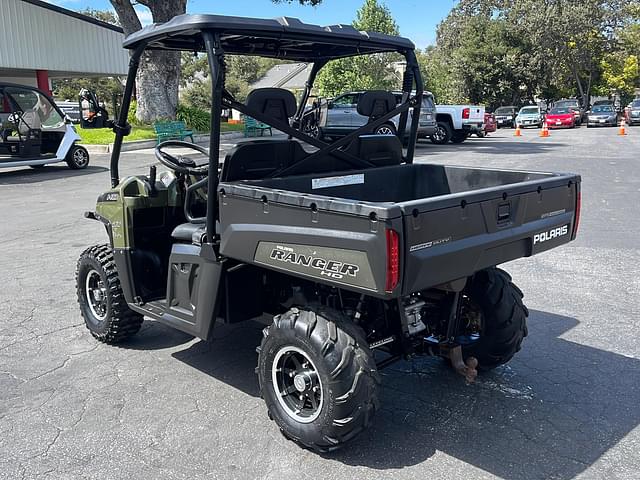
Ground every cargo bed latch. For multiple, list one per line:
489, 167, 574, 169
497, 202, 511, 223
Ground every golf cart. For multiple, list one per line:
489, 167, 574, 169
0, 83, 89, 170
76, 14, 581, 452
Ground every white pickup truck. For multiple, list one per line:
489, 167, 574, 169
431, 104, 485, 144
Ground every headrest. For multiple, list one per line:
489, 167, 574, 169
357, 91, 397, 118
246, 88, 297, 122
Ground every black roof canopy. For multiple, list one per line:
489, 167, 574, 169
123, 14, 415, 61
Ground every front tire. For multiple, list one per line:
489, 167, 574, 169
66, 145, 90, 170
461, 268, 529, 371
257, 307, 380, 452
76, 244, 143, 343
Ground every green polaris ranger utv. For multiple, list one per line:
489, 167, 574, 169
76, 14, 581, 452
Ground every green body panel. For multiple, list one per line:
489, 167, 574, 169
95, 173, 179, 248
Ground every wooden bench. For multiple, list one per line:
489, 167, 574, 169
153, 120, 194, 145
243, 116, 272, 137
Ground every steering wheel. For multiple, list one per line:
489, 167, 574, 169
154, 140, 209, 175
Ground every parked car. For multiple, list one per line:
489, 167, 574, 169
472, 112, 496, 137
587, 104, 617, 127
545, 106, 576, 128
494, 105, 517, 128
554, 99, 583, 125
318, 90, 436, 140
431, 103, 485, 144
626, 99, 640, 126
515, 105, 543, 128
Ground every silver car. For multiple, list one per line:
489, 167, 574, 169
515, 106, 543, 128
319, 91, 437, 140
587, 104, 618, 127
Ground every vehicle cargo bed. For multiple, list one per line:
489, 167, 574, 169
219, 164, 580, 296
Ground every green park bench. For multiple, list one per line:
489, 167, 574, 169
153, 120, 195, 145
243, 116, 272, 137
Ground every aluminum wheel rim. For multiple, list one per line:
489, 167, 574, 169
433, 126, 445, 141
73, 148, 88, 167
272, 346, 323, 424
85, 269, 108, 321
376, 125, 394, 135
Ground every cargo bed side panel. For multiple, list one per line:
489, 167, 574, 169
218, 194, 400, 297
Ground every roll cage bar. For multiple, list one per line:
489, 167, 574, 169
109, 16, 424, 252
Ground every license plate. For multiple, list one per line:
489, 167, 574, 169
599, 119, 606, 123
556, 121, 562, 125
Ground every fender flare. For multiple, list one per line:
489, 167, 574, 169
84, 211, 113, 244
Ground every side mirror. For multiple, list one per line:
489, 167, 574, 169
327, 101, 334, 110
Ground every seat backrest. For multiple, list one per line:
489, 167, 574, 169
246, 88, 297, 123
221, 139, 306, 182
357, 91, 397, 120
345, 134, 403, 167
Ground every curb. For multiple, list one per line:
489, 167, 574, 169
81, 131, 244, 154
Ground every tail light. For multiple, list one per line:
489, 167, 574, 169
385, 228, 400, 293
572, 188, 581, 239
462, 108, 470, 119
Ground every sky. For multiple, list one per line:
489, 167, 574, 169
48, 0, 457, 48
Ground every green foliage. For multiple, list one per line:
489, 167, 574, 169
176, 105, 211, 132
52, 77, 123, 105
180, 54, 282, 104
127, 100, 143, 126
79, 8, 120, 26
315, 0, 401, 97
428, 0, 640, 108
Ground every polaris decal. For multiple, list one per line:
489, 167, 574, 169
254, 242, 377, 291
533, 225, 569, 244
270, 247, 359, 278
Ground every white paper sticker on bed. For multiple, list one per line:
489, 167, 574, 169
312, 174, 365, 190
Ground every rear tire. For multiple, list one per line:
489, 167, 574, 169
257, 307, 380, 452
461, 268, 529, 371
76, 244, 143, 343
451, 130, 468, 143
430, 121, 452, 144
374, 123, 396, 136
66, 145, 90, 170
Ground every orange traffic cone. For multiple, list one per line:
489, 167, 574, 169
539, 123, 550, 138
618, 119, 627, 136
514, 125, 522, 137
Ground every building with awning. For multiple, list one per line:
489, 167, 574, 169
0, 0, 128, 94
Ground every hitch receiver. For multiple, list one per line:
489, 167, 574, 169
449, 346, 478, 383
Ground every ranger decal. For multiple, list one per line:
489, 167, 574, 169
254, 242, 377, 291
270, 247, 359, 279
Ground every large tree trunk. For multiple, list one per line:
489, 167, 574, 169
110, 0, 187, 123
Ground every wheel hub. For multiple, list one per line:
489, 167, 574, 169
272, 346, 323, 423
85, 269, 108, 321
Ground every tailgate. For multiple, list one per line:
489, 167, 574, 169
400, 177, 580, 294
465, 106, 484, 123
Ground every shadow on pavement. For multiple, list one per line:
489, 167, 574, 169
415, 137, 567, 156
164, 310, 640, 478
118, 321, 195, 351
0, 165, 108, 185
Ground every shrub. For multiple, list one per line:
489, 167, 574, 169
177, 105, 211, 132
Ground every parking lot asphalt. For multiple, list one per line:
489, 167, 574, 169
1, 125, 639, 480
